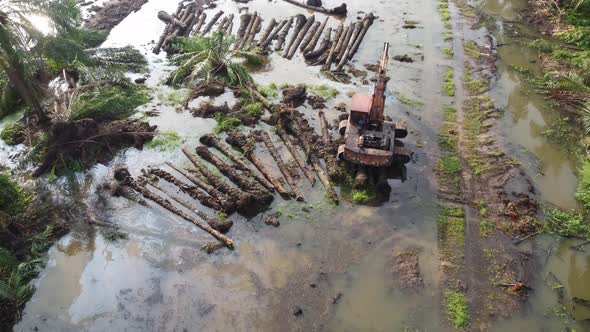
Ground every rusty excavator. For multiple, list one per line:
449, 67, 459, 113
337, 42, 411, 193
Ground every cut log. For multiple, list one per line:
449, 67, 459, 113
282, 0, 347, 16
299, 21, 320, 52
216, 17, 229, 32
275, 17, 293, 51
304, 16, 328, 54
283, 14, 306, 56
237, 12, 257, 49
258, 18, 277, 47
182, 148, 266, 216
286, 15, 315, 59
322, 23, 344, 70
192, 12, 207, 35
335, 23, 354, 63
275, 127, 317, 186
304, 27, 331, 59
196, 146, 270, 196
237, 13, 252, 39
221, 14, 234, 33
157, 11, 187, 30
318, 111, 331, 144
199, 134, 275, 192
141, 175, 232, 233
256, 131, 304, 201
261, 19, 286, 48
348, 13, 375, 59
146, 167, 222, 211
202, 10, 224, 35
165, 162, 236, 214
226, 18, 234, 35
114, 168, 234, 249
336, 21, 362, 70
225, 132, 291, 197
245, 15, 262, 46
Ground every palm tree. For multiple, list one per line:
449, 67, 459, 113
0, 0, 82, 122
167, 32, 263, 88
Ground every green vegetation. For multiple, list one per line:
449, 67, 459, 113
69, 85, 150, 121
463, 40, 481, 59
442, 68, 455, 96
393, 90, 424, 108
438, 205, 465, 269
258, 83, 278, 98
0, 173, 31, 216
456, 2, 477, 18
168, 32, 263, 88
543, 208, 590, 239
436, 156, 462, 176
337, 173, 380, 205
443, 46, 454, 59
0, 122, 25, 146
214, 113, 242, 134
479, 219, 495, 237
310, 84, 338, 100
443, 105, 457, 122
463, 96, 494, 175
464, 61, 488, 95
444, 22, 453, 29
438, 123, 458, 152
145, 131, 184, 151
437, 1, 452, 22
443, 32, 454, 41
575, 159, 590, 209
444, 290, 470, 328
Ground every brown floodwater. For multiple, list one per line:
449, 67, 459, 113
8, 0, 590, 330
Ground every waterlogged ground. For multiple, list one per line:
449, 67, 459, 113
7, 0, 590, 330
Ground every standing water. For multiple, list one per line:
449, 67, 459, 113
10, 0, 590, 331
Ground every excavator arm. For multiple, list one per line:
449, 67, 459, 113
369, 42, 389, 122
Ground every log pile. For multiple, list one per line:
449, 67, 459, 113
152, 4, 375, 72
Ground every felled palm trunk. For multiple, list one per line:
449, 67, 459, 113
336, 21, 362, 71
299, 21, 320, 52
200, 134, 275, 192
165, 162, 236, 213
275, 127, 317, 186
183, 148, 271, 216
202, 10, 224, 35
286, 15, 315, 60
258, 18, 277, 47
304, 27, 331, 61
260, 19, 287, 48
114, 168, 234, 249
145, 168, 222, 211
141, 176, 232, 233
245, 15, 262, 46
322, 24, 344, 71
236, 12, 257, 49
282, 0, 348, 16
256, 131, 304, 201
304, 16, 328, 54
275, 17, 294, 51
348, 13, 375, 59
283, 15, 306, 55
192, 12, 207, 35
335, 23, 354, 63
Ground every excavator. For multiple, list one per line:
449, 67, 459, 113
337, 42, 411, 190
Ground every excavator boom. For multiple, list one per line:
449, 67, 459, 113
369, 42, 389, 122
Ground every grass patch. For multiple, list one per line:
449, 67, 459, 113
443, 46, 454, 58
442, 68, 455, 96
350, 189, 377, 204
463, 40, 481, 59
443, 105, 457, 122
576, 159, 590, 210
541, 116, 583, 155
463, 96, 494, 175
444, 21, 453, 29
438, 205, 465, 269
337, 173, 380, 205
444, 290, 470, 328
456, 2, 477, 18
463, 61, 488, 95
438, 6, 451, 22
145, 131, 184, 151
437, 156, 462, 175
438, 123, 458, 152
479, 219, 495, 237
393, 90, 424, 108
310, 84, 338, 100
443, 32, 454, 41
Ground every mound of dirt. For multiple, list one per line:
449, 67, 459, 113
387, 248, 423, 290
282, 85, 307, 108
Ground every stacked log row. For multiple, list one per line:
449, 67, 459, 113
152, 6, 375, 71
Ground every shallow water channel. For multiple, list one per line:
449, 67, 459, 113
8, 0, 590, 330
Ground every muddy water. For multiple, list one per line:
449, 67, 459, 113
10, 0, 590, 331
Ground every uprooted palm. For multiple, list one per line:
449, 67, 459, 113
167, 32, 263, 88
